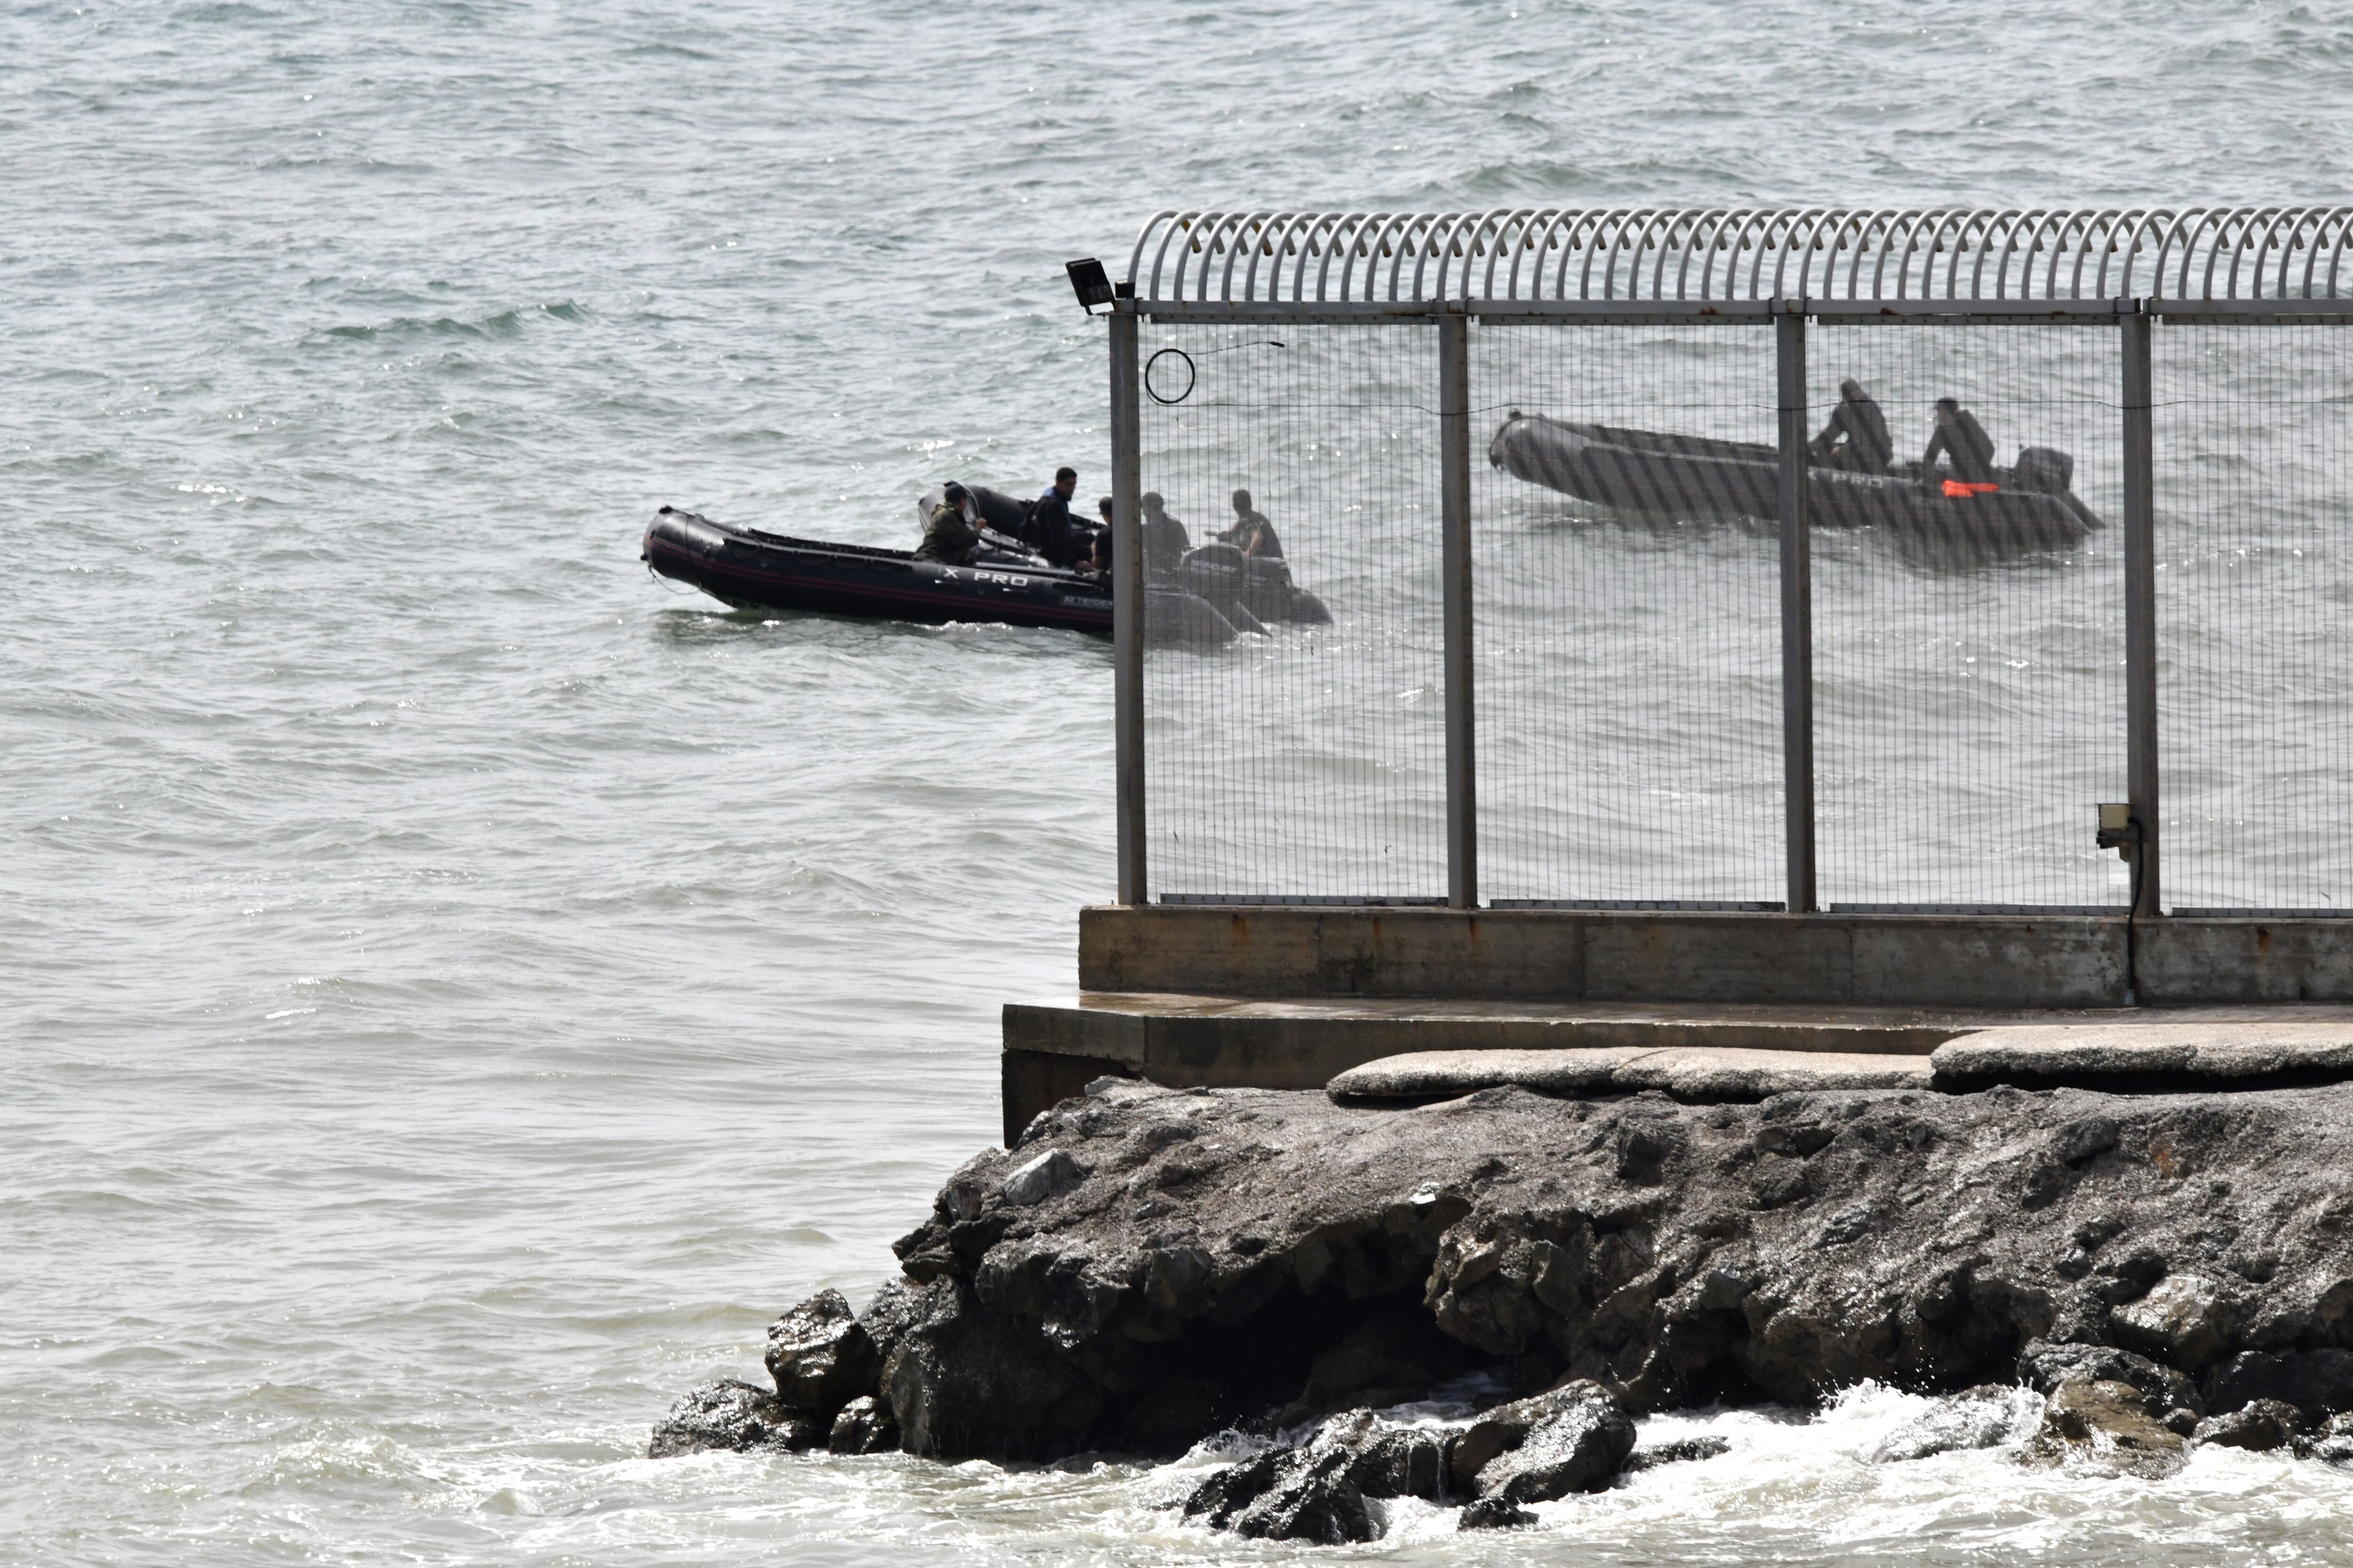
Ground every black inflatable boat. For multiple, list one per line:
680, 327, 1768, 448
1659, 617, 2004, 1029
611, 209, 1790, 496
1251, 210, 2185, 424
1167, 542, 1333, 632
642, 506, 1241, 646
1489, 412, 2103, 552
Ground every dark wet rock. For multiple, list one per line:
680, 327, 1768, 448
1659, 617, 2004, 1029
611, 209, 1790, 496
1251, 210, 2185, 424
649, 1378, 822, 1458
1473, 1397, 1638, 1503
1180, 1443, 1374, 1544
2192, 1397, 2303, 1451
2016, 1338, 2203, 1415
1458, 1495, 1539, 1530
2297, 1410, 2353, 1462
1181, 1408, 1476, 1542
2025, 1377, 2186, 1476
1280, 1410, 1458, 1501
881, 1277, 1103, 1459
2204, 1348, 2353, 1420
765, 1289, 878, 1423
1868, 1384, 2033, 1463
1345, 1425, 1454, 1498
1620, 1434, 1731, 1471
827, 1394, 898, 1455
852, 1279, 927, 1368
2110, 1273, 2239, 1373
1448, 1381, 1622, 1490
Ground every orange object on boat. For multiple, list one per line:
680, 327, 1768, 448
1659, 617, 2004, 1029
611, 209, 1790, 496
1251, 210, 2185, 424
1942, 480, 2001, 498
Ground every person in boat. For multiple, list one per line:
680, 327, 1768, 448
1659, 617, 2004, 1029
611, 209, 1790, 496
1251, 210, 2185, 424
1922, 397, 1998, 485
1219, 488, 1284, 560
1141, 491, 1191, 574
916, 482, 984, 566
1808, 378, 1893, 473
1033, 466, 1086, 567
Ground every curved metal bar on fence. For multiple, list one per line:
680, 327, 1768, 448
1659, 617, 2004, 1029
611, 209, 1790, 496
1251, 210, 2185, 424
1123, 208, 2353, 308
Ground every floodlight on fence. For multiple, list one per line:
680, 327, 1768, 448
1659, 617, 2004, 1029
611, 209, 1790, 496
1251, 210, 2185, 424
1065, 257, 1114, 315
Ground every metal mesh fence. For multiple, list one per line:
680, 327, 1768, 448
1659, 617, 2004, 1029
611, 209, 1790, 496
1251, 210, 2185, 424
1807, 325, 2129, 911
1469, 323, 1784, 906
1139, 322, 1446, 901
2155, 324, 2353, 914
1130, 312, 2348, 916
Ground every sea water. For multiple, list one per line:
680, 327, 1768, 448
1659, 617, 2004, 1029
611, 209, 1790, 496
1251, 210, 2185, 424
8, 1, 2353, 1561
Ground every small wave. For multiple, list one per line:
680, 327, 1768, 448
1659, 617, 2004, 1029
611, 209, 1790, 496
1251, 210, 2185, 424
318, 307, 537, 344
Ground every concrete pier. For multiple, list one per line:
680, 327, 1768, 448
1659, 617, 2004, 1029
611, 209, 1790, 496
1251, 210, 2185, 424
999, 905, 2353, 1142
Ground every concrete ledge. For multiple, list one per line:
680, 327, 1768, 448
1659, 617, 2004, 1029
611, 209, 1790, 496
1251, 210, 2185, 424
1007, 993, 1967, 1075
1326, 1046, 1934, 1103
1003, 992, 1979, 1136
1079, 905, 2137, 1007
1932, 1021, 2353, 1090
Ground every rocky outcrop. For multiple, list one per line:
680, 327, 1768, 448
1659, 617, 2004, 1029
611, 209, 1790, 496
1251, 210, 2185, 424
649, 1378, 822, 1457
654, 1075, 2353, 1522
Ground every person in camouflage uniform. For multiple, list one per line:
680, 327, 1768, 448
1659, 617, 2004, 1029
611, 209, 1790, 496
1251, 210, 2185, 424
917, 482, 983, 565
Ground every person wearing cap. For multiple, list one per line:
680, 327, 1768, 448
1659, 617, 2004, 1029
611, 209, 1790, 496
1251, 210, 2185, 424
1218, 487, 1284, 560
1922, 397, 1998, 484
917, 483, 984, 565
1808, 378, 1893, 474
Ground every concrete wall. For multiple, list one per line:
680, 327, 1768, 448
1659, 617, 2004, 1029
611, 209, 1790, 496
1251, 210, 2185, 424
2137, 918, 2353, 1005
1079, 905, 2143, 1008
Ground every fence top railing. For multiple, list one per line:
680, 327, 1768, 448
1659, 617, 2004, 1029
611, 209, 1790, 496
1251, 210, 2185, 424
1125, 208, 2353, 313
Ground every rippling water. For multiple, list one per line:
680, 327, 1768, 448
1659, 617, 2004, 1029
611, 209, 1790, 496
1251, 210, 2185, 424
8, 1, 2353, 1562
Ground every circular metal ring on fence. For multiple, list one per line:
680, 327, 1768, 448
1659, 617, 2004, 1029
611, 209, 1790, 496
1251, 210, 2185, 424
1144, 348, 1196, 405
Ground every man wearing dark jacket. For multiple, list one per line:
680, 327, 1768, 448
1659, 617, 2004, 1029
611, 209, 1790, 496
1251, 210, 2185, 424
1922, 398, 1998, 484
1809, 378, 1893, 473
1032, 466, 1084, 567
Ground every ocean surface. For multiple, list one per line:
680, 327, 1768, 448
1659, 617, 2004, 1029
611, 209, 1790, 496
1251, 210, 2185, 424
9, 1, 2353, 1562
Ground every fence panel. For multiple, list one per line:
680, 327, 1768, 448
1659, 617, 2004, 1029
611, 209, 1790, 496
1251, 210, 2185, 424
1807, 324, 2129, 910
1139, 322, 1447, 901
2155, 324, 2353, 914
1469, 323, 1785, 906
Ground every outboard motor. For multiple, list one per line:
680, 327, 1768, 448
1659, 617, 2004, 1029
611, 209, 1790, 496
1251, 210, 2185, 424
2011, 447, 2074, 495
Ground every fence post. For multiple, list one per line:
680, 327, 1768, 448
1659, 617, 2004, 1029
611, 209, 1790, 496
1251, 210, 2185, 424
1438, 311, 1478, 910
1110, 303, 1146, 906
2121, 305, 2161, 917
1775, 306, 1817, 913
